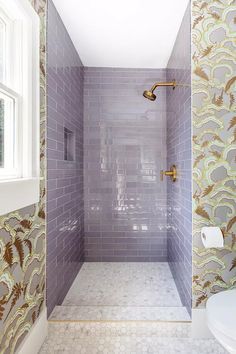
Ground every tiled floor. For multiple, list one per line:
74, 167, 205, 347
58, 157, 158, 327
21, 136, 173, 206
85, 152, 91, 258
49, 262, 190, 321
62, 263, 183, 307
43, 263, 226, 353
40, 322, 227, 354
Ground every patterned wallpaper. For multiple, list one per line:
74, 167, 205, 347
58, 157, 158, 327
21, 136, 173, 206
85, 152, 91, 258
192, 0, 236, 308
0, 0, 46, 353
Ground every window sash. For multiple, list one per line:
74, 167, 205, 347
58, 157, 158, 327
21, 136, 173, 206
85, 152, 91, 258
0, 83, 20, 179
0, 7, 23, 180
0, 8, 13, 89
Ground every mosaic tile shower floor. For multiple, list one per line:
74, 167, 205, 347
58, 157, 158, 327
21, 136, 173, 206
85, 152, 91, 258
50, 262, 190, 321
62, 262, 183, 307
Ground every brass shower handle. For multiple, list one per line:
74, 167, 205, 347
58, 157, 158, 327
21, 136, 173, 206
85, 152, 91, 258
160, 165, 177, 182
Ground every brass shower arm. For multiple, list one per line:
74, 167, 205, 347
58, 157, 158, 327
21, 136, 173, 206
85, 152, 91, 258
150, 81, 176, 93
143, 80, 176, 101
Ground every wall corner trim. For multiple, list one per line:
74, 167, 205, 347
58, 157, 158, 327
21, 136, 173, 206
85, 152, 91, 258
16, 307, 48, 354
191, 308, 213, 339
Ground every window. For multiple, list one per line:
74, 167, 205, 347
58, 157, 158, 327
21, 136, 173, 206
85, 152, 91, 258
0, 0, 40, 215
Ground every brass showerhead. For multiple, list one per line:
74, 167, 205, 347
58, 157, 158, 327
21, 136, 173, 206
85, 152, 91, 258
143, 90, 156, 101
143, 81, 176, 101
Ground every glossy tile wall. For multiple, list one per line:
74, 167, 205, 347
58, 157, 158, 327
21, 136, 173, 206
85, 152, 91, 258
84, 68, 168, 261
47, 0, 84, 316
166, 3, 192, 314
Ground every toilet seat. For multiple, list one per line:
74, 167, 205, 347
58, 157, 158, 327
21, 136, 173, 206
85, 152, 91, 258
206, 289, 236, 352
207, 289, 236, 339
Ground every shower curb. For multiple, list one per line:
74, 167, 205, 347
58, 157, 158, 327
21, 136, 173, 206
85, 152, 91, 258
49, 305, 190, 322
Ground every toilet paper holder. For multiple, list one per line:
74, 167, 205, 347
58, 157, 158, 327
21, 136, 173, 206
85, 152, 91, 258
201, 227, 224, 248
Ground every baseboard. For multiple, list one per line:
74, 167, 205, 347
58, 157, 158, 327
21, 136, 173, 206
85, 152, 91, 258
17, 307, 48, 354
191, 308, 213, 338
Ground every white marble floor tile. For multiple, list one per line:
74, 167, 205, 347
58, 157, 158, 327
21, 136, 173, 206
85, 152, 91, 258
39, 322, 227, 354
62, 262, 183, 307
42, 263, 225, 353
44, 322, 192, 338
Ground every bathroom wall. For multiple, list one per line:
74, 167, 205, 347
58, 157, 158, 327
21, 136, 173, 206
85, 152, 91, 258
0, 0, 46, 352
47, 0, 84, 315
166, 4, 192, 313
192, 0, 236, 308
84, 68, 167, 261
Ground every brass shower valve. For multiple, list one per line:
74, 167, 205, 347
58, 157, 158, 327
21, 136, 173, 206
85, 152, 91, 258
160, 165, 177, 182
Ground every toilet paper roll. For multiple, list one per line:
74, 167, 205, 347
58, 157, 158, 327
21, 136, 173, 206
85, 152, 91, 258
201, 227, 224, 248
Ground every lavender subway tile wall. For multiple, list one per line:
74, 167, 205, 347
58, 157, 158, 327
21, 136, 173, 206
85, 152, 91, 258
47, 0, 84, 316
166, 3, 192, 314
84, 68, 168, 261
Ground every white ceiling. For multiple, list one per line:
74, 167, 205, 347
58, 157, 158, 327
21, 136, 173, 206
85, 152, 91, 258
52, 0, 189, 68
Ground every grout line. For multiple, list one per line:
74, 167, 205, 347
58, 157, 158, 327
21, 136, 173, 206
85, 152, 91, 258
56, 304, 186, 309
48, 319, 192, 323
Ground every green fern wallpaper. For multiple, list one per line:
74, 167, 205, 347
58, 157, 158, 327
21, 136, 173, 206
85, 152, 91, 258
0, 0, 46, 352
192, 0, 236, 308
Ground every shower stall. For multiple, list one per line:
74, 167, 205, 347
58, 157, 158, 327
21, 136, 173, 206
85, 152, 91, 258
46, 0, 192, 322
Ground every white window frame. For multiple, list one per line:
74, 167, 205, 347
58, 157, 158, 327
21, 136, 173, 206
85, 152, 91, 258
0, 0, 40, 216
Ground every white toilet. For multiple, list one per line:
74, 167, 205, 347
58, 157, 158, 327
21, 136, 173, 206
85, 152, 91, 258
206, 289, 236, 353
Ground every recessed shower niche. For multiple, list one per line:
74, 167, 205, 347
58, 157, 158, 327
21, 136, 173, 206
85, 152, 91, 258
64, 127, 75, 161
